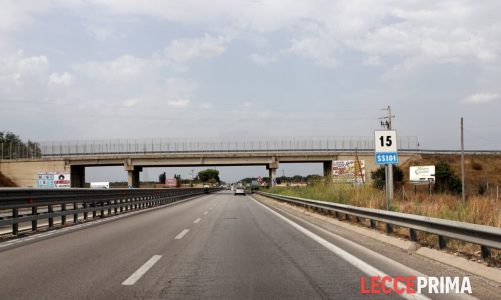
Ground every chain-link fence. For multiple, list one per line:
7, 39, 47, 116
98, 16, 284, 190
0, 136, 419, 159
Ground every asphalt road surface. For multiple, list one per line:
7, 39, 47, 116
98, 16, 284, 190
0, 191, 495, 299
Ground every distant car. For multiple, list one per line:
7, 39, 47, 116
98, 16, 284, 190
234, 187, 245, 195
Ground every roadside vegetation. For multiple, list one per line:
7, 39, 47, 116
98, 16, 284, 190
269, 182, 500, 228
269, 160, 500, 228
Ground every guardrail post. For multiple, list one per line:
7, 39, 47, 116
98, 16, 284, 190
108, 201, 112, 216
100, 201, 104, 218
114, 200, 118, 214
92, 202, 97, 218
120, 199, 123, 212
369, 219, 376, 229
409, 229, 417, 241
13, 208, 19, 235
438, 235, 447, 249
48, 205, 54, 229
480, 246, 491, 259
83, 203, 88, 220
386, 223, 393, 234
32, 206, 38, 231
73, 203, 78, 223
61, 204, 66, 225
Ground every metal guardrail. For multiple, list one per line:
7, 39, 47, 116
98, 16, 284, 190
0, 188, 220, 236
257, 191, 501, 259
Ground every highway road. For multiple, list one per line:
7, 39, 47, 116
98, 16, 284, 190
0, 191, 498, 299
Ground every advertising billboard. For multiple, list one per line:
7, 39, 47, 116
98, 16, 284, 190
409, 166, 435, 184
37, 172, 71, 188
37, 172, 56, 188
332, 160, 365, 184
165, 178, 178, 188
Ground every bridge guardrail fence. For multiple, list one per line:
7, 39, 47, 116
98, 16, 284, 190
0, 188, 220, 236
256, 191, 501, 259
0, 136, 419, 159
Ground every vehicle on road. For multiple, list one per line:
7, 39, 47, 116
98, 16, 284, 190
234, 187, 245, 195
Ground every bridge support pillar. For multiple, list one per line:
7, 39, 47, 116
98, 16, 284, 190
70, 165, 85, 188
267, 161, 279, 187
323, 161, 333, 183
127, 167, 142, 188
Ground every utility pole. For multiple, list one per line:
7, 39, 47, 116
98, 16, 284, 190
379, 106, 395, 209
461, 117, 465, 202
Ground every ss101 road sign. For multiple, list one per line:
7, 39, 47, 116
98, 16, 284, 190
374, 130, 398, 165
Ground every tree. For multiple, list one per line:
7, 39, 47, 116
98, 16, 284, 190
174, 174, 182, 187
371, 166, 403, 190
197, 169, 220, 183
0, 131, 42, 159
434, 161, 462, 194
159, 172, 166, 184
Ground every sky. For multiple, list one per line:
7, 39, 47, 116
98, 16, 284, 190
1, 1, 500, 182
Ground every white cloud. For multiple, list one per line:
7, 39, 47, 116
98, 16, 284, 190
75, 55, 145, 82
249, 53, 279, 66
167, 99, 190, 108
165, 34, 227, 64
48, 72, 73, 87
462, 93, 499, 104
200, 102, 212, 109
123, 99, 137, 108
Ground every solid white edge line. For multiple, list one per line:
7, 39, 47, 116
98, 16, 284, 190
175, 229, 190, 240
194, 218, 201, 224
250, 196, 430, 300
122, 255, 162, 286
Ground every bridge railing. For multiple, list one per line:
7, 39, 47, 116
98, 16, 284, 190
257, 191, 501, 259
0, 188, 220, 236
0, 137, 419, 159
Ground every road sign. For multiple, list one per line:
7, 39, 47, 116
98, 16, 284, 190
375, 130, 397, 153
375, 153, 398, 164
374, 130, 398, 165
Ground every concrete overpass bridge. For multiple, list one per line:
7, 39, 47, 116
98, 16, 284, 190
1, 136, 423, 187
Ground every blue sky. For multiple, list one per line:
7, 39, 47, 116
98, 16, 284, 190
1, 1, 500, 181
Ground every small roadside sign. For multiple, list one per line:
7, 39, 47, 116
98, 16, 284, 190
374, 130, 398, 165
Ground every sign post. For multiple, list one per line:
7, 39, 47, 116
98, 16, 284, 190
374, 130, 398, 210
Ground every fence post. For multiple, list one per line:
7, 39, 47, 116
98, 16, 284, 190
13, 208, 19, 235
32, 206, 37, 231
48, 205, 54, 229
61, 204, 66, 225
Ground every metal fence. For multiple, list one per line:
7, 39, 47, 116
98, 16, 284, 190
0, 188, 220, 236
0, 136, 419, 159
257, 191, 501, 259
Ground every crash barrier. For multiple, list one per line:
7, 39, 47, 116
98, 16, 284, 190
0, 188, 220, 236
257, 191, 501, 259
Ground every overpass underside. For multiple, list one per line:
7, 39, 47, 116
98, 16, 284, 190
0, 151, 418, 188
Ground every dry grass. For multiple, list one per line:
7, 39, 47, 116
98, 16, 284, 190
269, 183, 501, 227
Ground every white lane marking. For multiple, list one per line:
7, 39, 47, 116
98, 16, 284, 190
209, 207, 213, 210
194, 218, 201, 224
203, 211, 208, 215
122, 255, 162, 286
251, 197, 431, 300
175, 229, 190, 240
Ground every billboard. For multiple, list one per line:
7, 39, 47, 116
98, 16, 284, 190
410, 166, 435, 184
37, 172, 56, 188
37, 172, 71, 188
165, 178, 178, 188
332, 160, 365, 184
90, 182, 110, 189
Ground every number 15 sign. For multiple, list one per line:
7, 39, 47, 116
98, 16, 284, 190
374, 130, 398, 165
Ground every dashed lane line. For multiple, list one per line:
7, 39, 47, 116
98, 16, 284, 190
174, 229, 190, 240
122, 255, 162, 286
